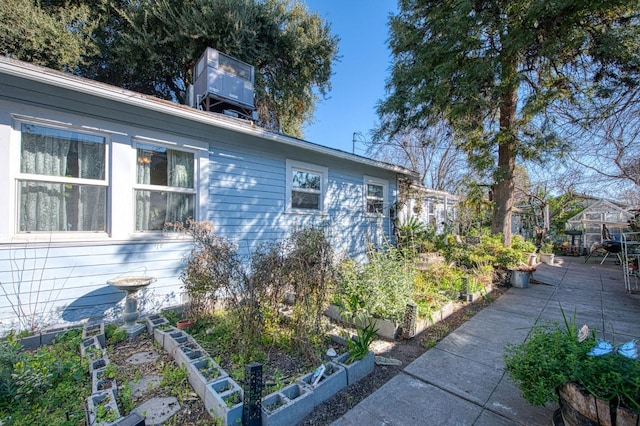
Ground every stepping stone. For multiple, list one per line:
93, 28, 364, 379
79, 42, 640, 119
130, 375, 162, 398
132, 396, 180, 425
126, 350, 160, 365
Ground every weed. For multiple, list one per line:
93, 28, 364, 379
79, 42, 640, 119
105, 323, 126, 344
119, 382, 135, 414
423, 339, 436, 349
224, 391, 241, 407
0, 330, 90, 425
102, 362, 118, 380
95, 402, 118, 423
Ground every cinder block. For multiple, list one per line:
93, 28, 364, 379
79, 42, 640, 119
335, 351, 374, 385
87, 389, 120, 426
262, 383, 314, 426
297, 362, 347, 405
204, 377, 244, 425
186, 357, 229, 399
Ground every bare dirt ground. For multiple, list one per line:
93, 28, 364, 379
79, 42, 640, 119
106, 284, 507, 425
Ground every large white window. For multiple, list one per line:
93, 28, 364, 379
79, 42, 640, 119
286, 160, 328, 213
17, 123, 107, 232
10, 119, 204, 239
364, 176, 388, 216
134, 143, 196, 231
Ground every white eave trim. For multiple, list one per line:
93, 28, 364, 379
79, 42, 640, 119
0, 57, 419, 179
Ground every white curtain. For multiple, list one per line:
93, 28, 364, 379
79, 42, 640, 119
77, 141, 105, 230
136, 154, 152, 231
20, 132, 70, 231
165, 150, 193, 223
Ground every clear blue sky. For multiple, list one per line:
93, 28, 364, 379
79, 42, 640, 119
302, 1, 398, 154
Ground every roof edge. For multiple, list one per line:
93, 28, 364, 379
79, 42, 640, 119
0, 56, 419, 179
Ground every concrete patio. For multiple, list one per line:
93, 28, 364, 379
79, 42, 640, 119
333, 256, 640, 425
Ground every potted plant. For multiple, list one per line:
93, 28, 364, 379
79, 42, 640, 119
539, 242, 555, 265
504, 310, 640, 425
497, 245, 536, 288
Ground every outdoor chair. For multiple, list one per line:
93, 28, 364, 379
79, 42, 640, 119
584, 240, 622, 264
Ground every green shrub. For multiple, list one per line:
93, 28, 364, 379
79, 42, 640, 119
505, 309, 640, 410
396, 216, 428, 254
335, 245, 415, 322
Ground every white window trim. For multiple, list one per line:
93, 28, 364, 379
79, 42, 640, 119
4, 114, 209, 242
131, 137, 204, 233
13, 119, 111, 238
363, 175, 388, 217
285, 159, 328, 214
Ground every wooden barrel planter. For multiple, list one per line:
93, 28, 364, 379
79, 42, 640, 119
557, 382, 639, 426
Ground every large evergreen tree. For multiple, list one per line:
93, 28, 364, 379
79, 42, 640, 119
0, 0, 98, 71
378, 0, 640, 245
86, 0, 338, 138
1, 0, 338, 139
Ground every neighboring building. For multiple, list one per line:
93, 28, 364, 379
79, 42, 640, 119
0, 57, 418, 334
396, 183, 459, 234
565, 199, 635, 249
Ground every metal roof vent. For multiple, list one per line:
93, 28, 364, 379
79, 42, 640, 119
193, 47, 255, 115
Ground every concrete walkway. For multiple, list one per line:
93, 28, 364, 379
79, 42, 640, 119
333, 257, 640, 426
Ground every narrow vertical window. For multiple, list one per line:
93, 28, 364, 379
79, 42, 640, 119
134, 143, 195, 231
364, 176, 387, 216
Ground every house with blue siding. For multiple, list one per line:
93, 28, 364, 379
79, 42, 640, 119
0, 56, 418, 335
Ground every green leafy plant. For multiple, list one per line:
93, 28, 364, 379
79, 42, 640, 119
119, 382, 135, 414
504, 308, 640, 410
335, 245, 415, 322
102, 362, 118, 380
0, 329, 90, 425
396, 216, 428, 254
95, 399, 118, 423
105, 323, 127, 344
540, 242, 554, 254
160, 363, 190, 398
345, 321, 377, 363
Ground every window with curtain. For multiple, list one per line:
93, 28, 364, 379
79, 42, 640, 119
135, 143, 195, 231
18, 123, 106, 232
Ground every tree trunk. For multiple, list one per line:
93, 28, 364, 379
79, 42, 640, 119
491, 86, 518, 246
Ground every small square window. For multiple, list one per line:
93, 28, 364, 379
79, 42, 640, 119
286, 160, 327, 213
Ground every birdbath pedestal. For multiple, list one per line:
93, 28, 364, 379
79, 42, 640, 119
107, 276, 156, 337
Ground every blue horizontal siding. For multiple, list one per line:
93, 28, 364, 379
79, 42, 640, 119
0, 240, 190, 332
0, 77, 403, 335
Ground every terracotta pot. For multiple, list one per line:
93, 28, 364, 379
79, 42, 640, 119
176, 319, 195, 330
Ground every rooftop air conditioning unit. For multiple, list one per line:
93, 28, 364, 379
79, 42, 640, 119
193, 47, 255, 110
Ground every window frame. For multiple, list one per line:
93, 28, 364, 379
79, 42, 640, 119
363, 175, 388, 217
132, 138, 199, 232
15, 120, 110, 235
285, 159, 328, 214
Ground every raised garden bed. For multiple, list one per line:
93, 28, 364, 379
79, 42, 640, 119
151, 314, 375, 425
325, 283, 493, 340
